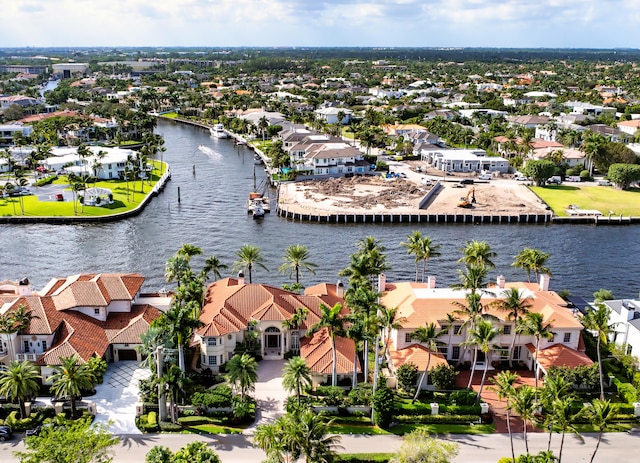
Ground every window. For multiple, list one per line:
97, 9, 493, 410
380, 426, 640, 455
513, 346, 521, 360
563, 333, 571, 343
452, 346, 460, 360
42, 340, 47, 351
24, 340, 29, 353
503, 325, 511, 335
437, 346, 448, 356
220, 354, 223, 364
453, 325, 463, 335
405, 333, 412, 343
94, 308, 100, 315
208, 356, 217, 366
499, 349, 509, 360
208, 337, 217, 346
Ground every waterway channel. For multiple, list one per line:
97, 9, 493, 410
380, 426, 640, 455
1, 118, 639, 298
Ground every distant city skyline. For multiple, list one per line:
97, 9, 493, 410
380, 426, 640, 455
2, 0, 639, 49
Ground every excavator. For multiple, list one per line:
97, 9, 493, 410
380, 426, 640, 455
457, 187, 475, 208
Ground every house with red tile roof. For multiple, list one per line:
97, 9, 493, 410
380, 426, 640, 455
196, 276, 360, 386
379, 273, 591, 389
0, 274, 168, 383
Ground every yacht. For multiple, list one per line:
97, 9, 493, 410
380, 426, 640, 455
210, 123, 228, 139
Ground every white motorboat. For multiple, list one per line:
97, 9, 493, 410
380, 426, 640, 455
210, 123, 228, 139
247, 192, 270, 214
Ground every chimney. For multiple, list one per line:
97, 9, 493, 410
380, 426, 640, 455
539, 273, 550, 291
378, 273, 386, 292
497, 275, 506, 289
237, 271, 245, 285
17, 277, 31, 296
621, 301, 635, 321
336, 280, 344, 298
427, 276, 436, 289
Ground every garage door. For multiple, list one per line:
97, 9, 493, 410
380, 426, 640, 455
118, 349, 138, 361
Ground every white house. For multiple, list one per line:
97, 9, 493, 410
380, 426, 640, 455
604, 299, 640, 364
0, 123, 33, 145
422, 149, 509, 173
44, 146, 137, 179
314, 107, 353, 125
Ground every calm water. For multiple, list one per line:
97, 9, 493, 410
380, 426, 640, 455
1, 118, 639, 299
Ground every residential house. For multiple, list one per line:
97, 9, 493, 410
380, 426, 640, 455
0, 123, 33, 146
0, 95, 43, 111
532, 147, 586, 168
379, 274, 592, 389
195, 277, 359, 386
314, 107, 353, 125
585, 124, 625, 143
616, 120, 640, 137
423, 148, 509, 173
43, 146, 139, 179
564, 101, 616, 117
0, 274, 169, 382
603, 299, 640, 364
507, 115, 551, 130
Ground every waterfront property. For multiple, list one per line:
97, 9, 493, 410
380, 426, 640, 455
604, 298, 640, 364
0, 274, 170, 380
421, 148, 509, 174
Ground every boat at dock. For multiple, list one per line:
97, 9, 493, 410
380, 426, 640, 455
210, 123, 228, 139
248, 192, 270, 216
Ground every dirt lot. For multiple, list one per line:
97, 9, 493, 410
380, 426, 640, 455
278, 175, 550, 216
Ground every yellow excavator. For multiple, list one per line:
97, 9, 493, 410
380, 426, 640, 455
457, 187, 475, 208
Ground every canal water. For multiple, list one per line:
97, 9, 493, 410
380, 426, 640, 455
1, 118, 639, 299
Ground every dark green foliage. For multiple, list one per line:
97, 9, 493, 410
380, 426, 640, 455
335, 454, 391, 462
546, 364, 600, 390
396, 363, 419, 393
612, 378, 638, 404
395, 413, 481, 423
523, 160, 556, 186
190, 385, 233, 408
231, 395, 256, 422
372, 384, 395, 428
315, 385, 346, 406
347, 383, 373, 406
159, 421, 182, 432
449, 389, 478, 405
33, 175, 57, 186
608, 163, 640, 189
429, 364, 458, 390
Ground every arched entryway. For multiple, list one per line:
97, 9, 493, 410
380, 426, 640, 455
263, 326, 282, 358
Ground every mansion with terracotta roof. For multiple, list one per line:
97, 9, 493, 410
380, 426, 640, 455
0, 274, 170, 383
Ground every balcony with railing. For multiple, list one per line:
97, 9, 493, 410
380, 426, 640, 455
16, 352, 42, 362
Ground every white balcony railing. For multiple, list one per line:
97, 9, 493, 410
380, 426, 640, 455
16, 353, 40, 362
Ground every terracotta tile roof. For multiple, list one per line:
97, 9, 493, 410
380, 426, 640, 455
530, 343, 594, 371
197, 278, 344, 337
105, 305, 162, 344
300, 327, 359, 375
389, 344, 449, 372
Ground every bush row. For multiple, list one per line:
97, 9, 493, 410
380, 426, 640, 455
395, 414, 481, 424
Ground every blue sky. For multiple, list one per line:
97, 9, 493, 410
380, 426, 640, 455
2, 0, 639, 48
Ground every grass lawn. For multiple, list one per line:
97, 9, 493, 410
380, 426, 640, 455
328, 422, 392, 435
531, 185, 640, 217
574, 422, 637, 433
0, 162, 167, 218
184, 423, 244, 434
388, 423, 496, 435
336, 453, 394, 462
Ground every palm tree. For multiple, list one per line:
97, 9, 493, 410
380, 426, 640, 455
345, 285, 381, 383
282, 356, 312, 406
0, 360, 41, 418
581, 303, 616, 400
161, 364, 187, 424
162, 302, 203, 372
400, 231, 440, 283
233, 244, 268, 284
50, 354, 96, 417
226, 353, 258, 398
295, 408, 343, 463
587, 399, 618, 463
307, 303, 346, 387
0, 304, 35, 361
540, 375, 572, 452
410, 322, 446, 402
164, 255, 191, 288
517, 312, 555, 393
511, 384, 538, 454
254, 416, 299, 463
379, 306, 403, 362
492, 288, 531, 367
258, 116, 269, 141
466, 319, 500, 402
512, 248, 552, 283
278, 244, 318, 285
551, 396, 583, 463
202, 255, 228, 281
459, 240, 496, 269
344, 315, 367, 387
177, 243, 202, 260
490, 370, 518, 463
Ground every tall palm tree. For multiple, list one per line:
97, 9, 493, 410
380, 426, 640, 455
0, 360, 41, 418
295, 408, 343, 463
345, 285, 381, 383
0, 304, 35, 361
410, 322, 446, 402
282, 356, 312, 406
162, 302, 204, 372
202, 255, 228, 281
254, 416, 299, 463
345, 315, 367, 388
177, 243, 202, 260
307, 303, 346, 387
511, 384, 538, 455
379, 306, 404, 362
50, 354, 96, 417
587, 399, 618, 463
490, 370, 518, 463
540, 375, 572, 452
581, 303, 616, 400
517, 312, 555, 393
233, 244, 268, 284
278, 244, 318, 285
512, 248, 552, 283
492, 288, 531, 367
225, 353, 258, 398
466, 319, 500, 402
551, 396, 583, 463
459, 240, 496, 270
400, 231, 440, 283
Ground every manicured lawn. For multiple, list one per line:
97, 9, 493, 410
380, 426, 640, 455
161, 112, 179, 119
184, 423, 244, 434
388, 423, 496, 435
574, 422, 637, 433
0, 163, 167, 218
328, 422, 392, 435
336, 453, 394, 462
531, 185, 640, 217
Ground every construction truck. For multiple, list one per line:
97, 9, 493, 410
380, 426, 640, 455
457, 187, 475, 208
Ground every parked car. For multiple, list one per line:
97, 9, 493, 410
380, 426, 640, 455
514, 175, 528, 181
0, 425, 13, 441
459, 179, 474, 185
25, 423, 53, 437
598, 180, 613, 186
478, 174, 492, 180
547, 176, 562, 185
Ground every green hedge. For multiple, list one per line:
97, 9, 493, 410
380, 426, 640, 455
159, 421, 182, 432
335, 454, 392, 462
395, 414, 480, 424
34, 175, 57, 186
177, 416, 212, 426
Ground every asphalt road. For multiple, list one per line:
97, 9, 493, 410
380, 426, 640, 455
2, 431, 639, 462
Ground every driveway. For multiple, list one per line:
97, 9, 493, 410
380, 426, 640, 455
90, 361, 150, 434
247, 359, 287, 432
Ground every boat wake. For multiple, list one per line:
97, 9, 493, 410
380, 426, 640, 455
198, 145, 222, 160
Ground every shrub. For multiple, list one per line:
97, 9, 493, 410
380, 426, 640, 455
34, 175, 57, 186
231, 395, 255, 422
565, 168, 575, 177
316, 386, 345, 406
394, 414, 480, 424
177, 416, 210, 426
159, 421, 182, 432
348, 383, 373, 406
396, 363, 419, 393
449, 390, 477, 405
372, 384, 395, 428
191, 384, 233, 408
430, 364, 458, 390
148, 411, 157, 426
580, 170, 591, 180
613, 378, 638, 404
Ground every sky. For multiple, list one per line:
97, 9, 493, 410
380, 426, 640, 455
1, 0, 640, 49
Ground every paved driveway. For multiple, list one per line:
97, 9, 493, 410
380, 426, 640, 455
248, 359, 287, 432
91, 361, 150, 434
